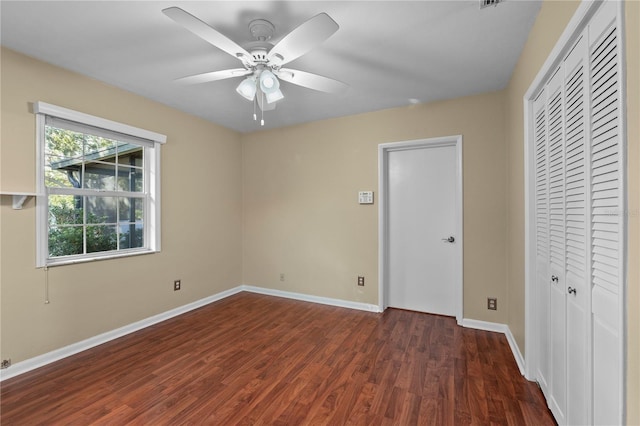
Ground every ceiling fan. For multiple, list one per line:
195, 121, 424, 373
163, 7, 348, 122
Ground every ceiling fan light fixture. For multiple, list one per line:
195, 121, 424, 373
259, 70, 280, 93
265, 88, 284, 104
236, 77, 257, 101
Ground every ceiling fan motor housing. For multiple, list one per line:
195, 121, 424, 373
246, 45, 270, 64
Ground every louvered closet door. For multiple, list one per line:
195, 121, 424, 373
563, 35, 589, 426
536, 47, 591, 426
532, 2, 624, 425
545, 67, 568, 424
589, 2, 623, 423
533, 90, 551, 396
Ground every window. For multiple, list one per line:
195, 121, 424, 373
34, 102, 166, 266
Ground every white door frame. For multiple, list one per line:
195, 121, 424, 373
378, 135, 463, 324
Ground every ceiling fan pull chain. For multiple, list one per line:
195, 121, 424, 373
253, 97, 257, 121
261, 92, 265, 126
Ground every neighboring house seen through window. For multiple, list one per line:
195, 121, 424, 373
34, 102, 166, 267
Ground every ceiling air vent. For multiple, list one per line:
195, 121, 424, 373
480, 0, 503, 9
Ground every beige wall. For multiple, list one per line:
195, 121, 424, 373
0, 48, 243, 363
242, 91, 508, 323
504, 0, 639, 423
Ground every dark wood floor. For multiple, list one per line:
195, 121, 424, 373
1, 292, 555, 425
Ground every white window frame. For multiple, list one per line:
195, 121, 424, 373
34, 102, 166, 267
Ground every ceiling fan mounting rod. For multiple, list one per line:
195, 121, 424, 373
249, 19, 275, 42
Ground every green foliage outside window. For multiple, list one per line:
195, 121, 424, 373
48, 200, 118, 257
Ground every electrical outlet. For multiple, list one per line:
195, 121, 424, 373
280, 273, 285, 282
357, 276, 365, 286
174, 280, 181, 291
1, 359, 11, 369
487, 297, 497, 310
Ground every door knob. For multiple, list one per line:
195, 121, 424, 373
568, 287, 577, 295
551, 275, 559, 283
442, 236, 455, 243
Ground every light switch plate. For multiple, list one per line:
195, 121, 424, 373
358, 191, 374, 204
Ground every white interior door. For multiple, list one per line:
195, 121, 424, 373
386, 143, 458, 316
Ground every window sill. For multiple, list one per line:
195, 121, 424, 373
42, 248, 159, 268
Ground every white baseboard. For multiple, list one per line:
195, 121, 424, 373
0, 285, 379, 381
461, 318, 526, 376
2, 286, 526, 383
0, 286, 244, 382
241, 285, 381, 313
504, 327, 526, 375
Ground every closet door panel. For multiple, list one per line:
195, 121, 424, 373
592, 285, 620, 424
589, 2, 622, 423
534, 91, 551, 395
546, 68, 567, 423
563, 35, 589, 426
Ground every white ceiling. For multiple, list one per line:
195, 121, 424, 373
1, 1, 541, 133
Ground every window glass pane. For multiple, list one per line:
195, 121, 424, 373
85, 136, 116, 163
48, 225, 84, 257
45, 126, 83, 158
117, 166, 143, 192
86, 225, 117, 253
49, 195, 83, 225
86, 196, 117, 224
84, 162, 116, 190
120, 222, 144, 249
45, 155, 80, 188
118, 197, 143, 222
119, 147, 143, 167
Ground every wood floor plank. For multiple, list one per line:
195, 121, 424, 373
0, 292, 555, 425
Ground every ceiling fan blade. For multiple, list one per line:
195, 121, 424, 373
266, 13, 338, 66
163, 7, 253, 64
175, 68, 252, 85
275, 68, 348, 94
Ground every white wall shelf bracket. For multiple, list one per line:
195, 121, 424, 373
1, 192, 39, 209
